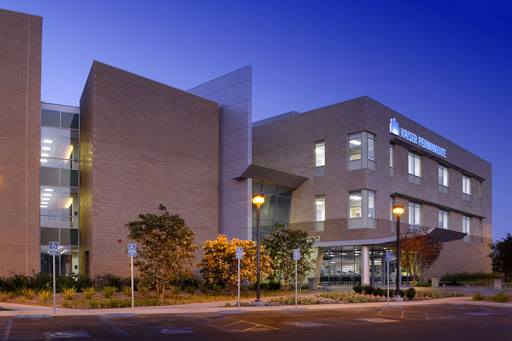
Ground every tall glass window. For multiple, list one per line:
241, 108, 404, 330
40, 106, 80, 276
408, 152, 422, 185
438, 210, 449, 229
349, 192, 362, 218
315, 195, 325, 232
463, 216, 472, 242
390, 197, 396, 231
368, 133, 375, 161
348, 134, 362, 161
315, 140, 325, 176
252, 182, 292, 240
408, 202, 421, 231
463, 176, 471, 202
389, 144, 395, 176
438, 165, 449, 194
368, 191, 376, 218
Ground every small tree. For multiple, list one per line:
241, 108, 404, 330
262, 224, 316, 291
125, 204, 197, 299
399, 230, 443, 287
199, 235, 273, 293
489, 234, 512, 281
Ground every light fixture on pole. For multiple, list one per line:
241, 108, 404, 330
252, 193, 265, 303
392, 205, 404, 299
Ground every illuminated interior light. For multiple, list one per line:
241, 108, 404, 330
41, 197, 50, 201
41, 153, 50, 157
349, 140, 361, 146
40, 159, 48, 163
42, 193, 52, 197
44, 188, 54, 192
43, 139, 53, 144
64, 198, 73, 209
40, 205, 48, 208
349, 195, 362, 201
42, 147, 51, 151
65, 145, 74, 160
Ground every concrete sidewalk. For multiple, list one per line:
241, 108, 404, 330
1, 295, 508, 317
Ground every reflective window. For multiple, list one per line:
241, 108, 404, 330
252, 182, 292, 240
41, 110, 60, 127
349, 192, 362, 218
389, 144, 395, 168
438, 210, 449, 229
463, 176, 471, 195
439, 166, 449, 187
61, 112, 79, 129
368, 133, 375, 161
408, 202, 421, 230
348, 134, 362, 161
368, 191, 376, 218
408, 152, 422, 185
463, 216, 472, 242
315, 195, 325, 232
315, 140, 325, 167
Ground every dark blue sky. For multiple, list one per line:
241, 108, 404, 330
2, 0, 511, 240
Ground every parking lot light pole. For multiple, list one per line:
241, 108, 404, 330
392, 205, 405, 298
252, 193, 265, 303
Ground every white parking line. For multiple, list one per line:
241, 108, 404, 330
98, 316, 130, 337
2, 317, 12, 341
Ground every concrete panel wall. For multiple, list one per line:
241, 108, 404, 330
0, 9, 41, 276
189, 67, 252, 240
80, 62, 220, 277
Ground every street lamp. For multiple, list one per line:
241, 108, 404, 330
252, 193, 265, 302
392, 205, 405, 299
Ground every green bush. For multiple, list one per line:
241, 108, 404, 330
199, 284, 209, 294
440, 272, 500, 285
415, 282, 432, 287
74, 274, 93, 291
21, 288, 35, 300
102, 286, 118, 299
136, 284, 149, 296
491, 291, 509, 303
170, 285, 181, 295
122, 286, 132, 297
262, 280, 281, 290
472, 292, 486, 301
83, 287, 96, 299
399, 289, 405, 297
374, 287, 385, 297
363, 285, 375, 295
38, 289, 52, 302
180, 276, 199, 290
62, 286, 77, 300
184, 285, 196, 294
212, 284, 223, 293
353, 284, 363, 294
405, 288, 416, 299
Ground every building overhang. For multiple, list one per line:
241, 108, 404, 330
233, 164, 308, 190
313, 227, 466, 248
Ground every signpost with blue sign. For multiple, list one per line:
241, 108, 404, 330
128, 244, 137, 313
293, 249, 300, 309
236, 247, 243, 310
49, 242, 58, 315
386, 251, 391, 304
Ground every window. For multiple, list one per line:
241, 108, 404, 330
348, 134, 362, 161
408, 152, 422, 185
408, 202, 421, 231
315, 195, 325, 232
349, 190, 377, 229
390, 197, 396, 231
478, 180, 483, 204
463, 216, 472, 242
348, 131, 376, 171
438, 165, 449, 194
314, 140, 325, 176
438, 210, 449, 229
349, 192, 362, 218
463, 176, 471, 202
389, 144, 395, 176
368, 133, 375, 161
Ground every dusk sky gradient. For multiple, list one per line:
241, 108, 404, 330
2, 0, 511, 240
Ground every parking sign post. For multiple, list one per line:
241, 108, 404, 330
49, 242, 59, 316
293, 249, 301, 309
236, 247, 243, 310
386, 251, 391, 304
128, 244, 137, 313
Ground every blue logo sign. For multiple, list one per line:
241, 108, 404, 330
293, 249, 301, 261
386, 251, 391, 262
235, 247, 243, 259
49, 242, 59, 256
128, 244, 137, 257
389, 118, 400, 136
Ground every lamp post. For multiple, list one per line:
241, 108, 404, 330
252, 193, 265, 303
392, 205, 404, 298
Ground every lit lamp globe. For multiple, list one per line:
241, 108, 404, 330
392, 206, 404, 216
252, 194, 265, 205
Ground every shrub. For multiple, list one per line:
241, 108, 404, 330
184, 285, 196, 294
262, 280, 282, 291
122, 286, 132, 297
363, 285, 375, 295
399, 289, 405, 297
103, 274, 123, 289
353, 284, 363, 294
212, 284, 223, 293
83, 287, 96, 299
374, 287, 385, 297
21, 288, 35, 300
472, 292, 486, 301
38, 289, 52, 302
199, 284, 209, 294
415, 282, 432, 287
62, 286, 77, 300
405, 288, 416, 299
102, 286, 117, 299
440, 272, 499, 285
74, 274, 93, 291
136, 285, 149, 296
491, 291, 509, 303
56, 277, 76, 292
170, 285, 181, 295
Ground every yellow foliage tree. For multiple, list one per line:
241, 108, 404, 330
199, 235, 273, 293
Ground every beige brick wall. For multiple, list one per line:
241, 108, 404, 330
0, 9, 41, 276
253, 96, 492, 277
80, 62, 220, 277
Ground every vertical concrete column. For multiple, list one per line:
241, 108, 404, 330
314, 247, 324, 279
361, 245, 370, 285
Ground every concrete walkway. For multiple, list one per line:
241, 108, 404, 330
0, 293, 510, 317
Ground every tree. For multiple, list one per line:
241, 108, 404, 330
199, 235, 273, 293
125, 204, 197, 299
489, 234, 512, 281
399, 231, 443, 287
262, 224, 316, 291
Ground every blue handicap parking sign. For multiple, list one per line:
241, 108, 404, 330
128, 244, 137, 257
235, 247, 243, 259
386, 251, 391, 262
49, 242, 59, 256
293, 249, 301, 260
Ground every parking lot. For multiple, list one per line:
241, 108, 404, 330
1, 303, 512, 340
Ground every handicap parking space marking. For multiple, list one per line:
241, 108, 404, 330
463, 312, 499, 317
285, 321, 329, 328
355, 318, 401, 323
179, 314, 278, 333
98, 316, 130, 336
43, 331, 91, 339
1, 317, 13, 341
153, 327, 197, 335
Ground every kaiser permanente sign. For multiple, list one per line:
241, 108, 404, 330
390, 118, 447, 158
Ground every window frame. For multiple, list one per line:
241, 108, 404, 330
408, 152, 422, 185
315, 195, 325, 232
